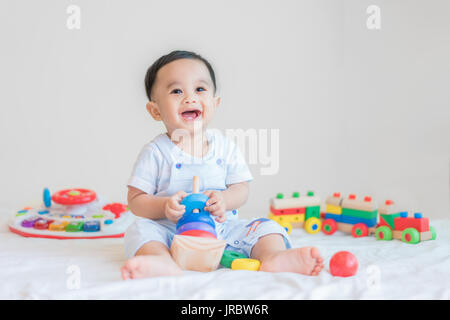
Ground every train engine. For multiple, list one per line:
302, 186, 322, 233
375, 200, 437, 244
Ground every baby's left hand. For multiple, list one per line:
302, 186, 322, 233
203, 190, 227, 223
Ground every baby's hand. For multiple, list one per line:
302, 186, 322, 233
165, 191, 188, 223
203, 190, 227, 223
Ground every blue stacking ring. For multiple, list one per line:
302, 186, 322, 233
181, 193, 209, 215
176, 221, 217, 237
176, 193, 215, 230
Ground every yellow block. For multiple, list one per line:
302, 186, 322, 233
326, 204, 342, 215
231, 258, 261, 271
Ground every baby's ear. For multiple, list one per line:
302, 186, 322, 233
146, 101, 162, 121
214, 96, 221, 108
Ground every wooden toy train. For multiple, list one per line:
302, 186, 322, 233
269, 191, 436, 244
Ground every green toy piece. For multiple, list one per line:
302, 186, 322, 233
220, 250, 247, 268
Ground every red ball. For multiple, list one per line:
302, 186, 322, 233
329, 251, 358, 277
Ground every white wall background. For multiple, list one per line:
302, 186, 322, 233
0, 0, 449, 219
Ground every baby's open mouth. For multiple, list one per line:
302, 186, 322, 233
181, 109, 202, 120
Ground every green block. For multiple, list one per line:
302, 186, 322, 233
65, 221, 84, 232
305, 206, 320, 220
342, 208, 378, 220
380, 213, 402, 229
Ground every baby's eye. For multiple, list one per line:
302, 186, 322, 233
171, 89, 182, 94
196, 87, 206, 92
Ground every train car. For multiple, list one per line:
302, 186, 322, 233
321, 193, 378, 238
268, 191, 322, 234
375, 200, 436, 244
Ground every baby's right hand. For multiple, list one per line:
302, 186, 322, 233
164, 190, 188, 224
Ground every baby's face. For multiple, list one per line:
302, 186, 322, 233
147, 58, 220, 137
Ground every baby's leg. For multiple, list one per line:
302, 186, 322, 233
251, 234, 324, 276
121, 241, 183, 280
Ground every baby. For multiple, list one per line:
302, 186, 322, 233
120, 50, 324, 279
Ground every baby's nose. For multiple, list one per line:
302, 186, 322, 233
183, 94, 198, 104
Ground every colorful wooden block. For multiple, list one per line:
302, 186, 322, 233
305, 206, 321, 220
325, 204, 342, 215
341, 195, 377, 212
379, 212, 402, 229
270, 206, 305, 216
341, 207, 378, 220
325, 192, 343, 207
325, 213, 342, 223
271, 194, 321, 210
340, 215, 377, 227
394, 216, 429, 232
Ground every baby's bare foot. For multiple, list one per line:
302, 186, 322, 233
259, 247, 324, 276
121, 255, 183, 280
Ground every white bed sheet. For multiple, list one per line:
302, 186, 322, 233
1, 212, 449, 300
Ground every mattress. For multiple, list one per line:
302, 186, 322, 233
1, 211, 449, 300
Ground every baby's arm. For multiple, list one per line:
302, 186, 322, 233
127, 186, 187, 223
127, 186, 167, 220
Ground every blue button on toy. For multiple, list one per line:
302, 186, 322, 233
414, 212, 423, 219
104, 219, 114, 225
83, 220, 101, 232
400, 212, 408, 218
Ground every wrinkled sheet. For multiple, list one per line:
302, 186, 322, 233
1, 212, 449, 300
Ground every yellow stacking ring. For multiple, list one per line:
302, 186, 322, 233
231, 258, 261, 271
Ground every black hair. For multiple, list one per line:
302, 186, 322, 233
144, 50, 217, 101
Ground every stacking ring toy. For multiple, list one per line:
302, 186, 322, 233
231, 258, 261, 271
220, 250, 247, 268
52, 188, 97, 205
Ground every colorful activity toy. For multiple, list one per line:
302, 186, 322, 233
329, 251, 358, 277
170, 176, 226, 272
268, 191, 322, 235
9, 187, 134, 239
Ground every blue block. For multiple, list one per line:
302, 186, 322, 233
414, 212, 422, 219
325, 213, 342, 222
340, 215, 377, 227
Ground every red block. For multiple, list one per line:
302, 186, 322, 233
394, 217, 429, 232
270, 206, 305, 216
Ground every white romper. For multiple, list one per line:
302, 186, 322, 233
124, 129, 291, 259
